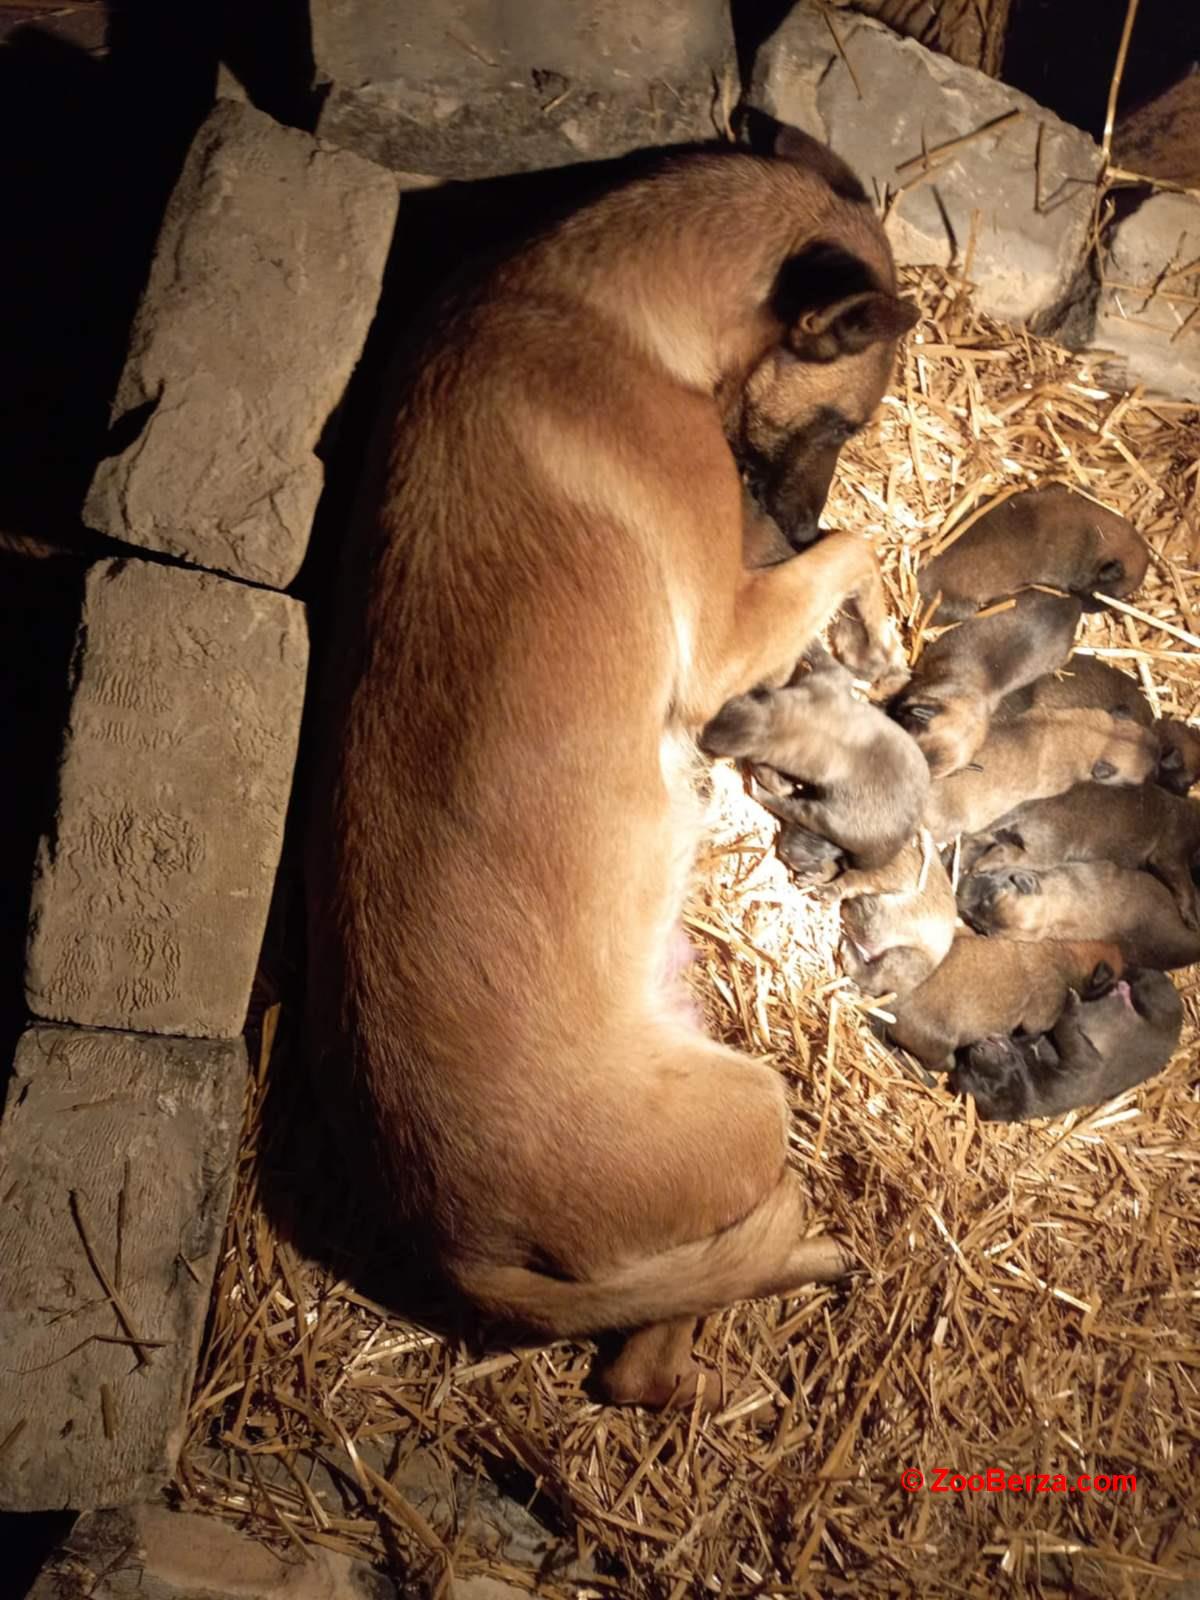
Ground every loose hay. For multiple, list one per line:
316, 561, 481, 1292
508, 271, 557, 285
176, 269, 1200, 1598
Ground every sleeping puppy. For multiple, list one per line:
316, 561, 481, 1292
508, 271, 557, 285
958, 860, 1200, 971
952, 968, 1183, 1121
996, 654, 1153, 726
702, 659, 930, 875
893, 590, 1082, 778
967, 781, 1200, 928
923, 708, 1158, 842
835, 838, 957, 998
917, 485, 1150, 624
1158, 719, 1200, 796
886, 933, 1123, 1072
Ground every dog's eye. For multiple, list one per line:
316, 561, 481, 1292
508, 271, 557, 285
1161, 747, 1183, 771
1092, 759, 1117, 780
1096, 559, 1124, 585
901, 703, 938, 726
1011, 871, 1039, 895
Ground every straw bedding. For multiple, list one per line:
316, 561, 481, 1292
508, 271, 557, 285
175, 267, 1200, 1598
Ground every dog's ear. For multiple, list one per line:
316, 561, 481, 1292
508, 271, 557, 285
699, 693, 770, 758
773, 243, 919, 362
770, 123, 869, 204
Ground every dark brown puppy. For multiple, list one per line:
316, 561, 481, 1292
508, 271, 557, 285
996, 654, 1153, 726
887, 934, 1124, 1072
1158, 719, 1200, 796
917, 485, 1150, 624
952, 968, 1183, 1121
923, 709, 1157, 841
703, 661, 930, 873
835, 839, 957, 998
967, 781, 1200, 927
958, 860, 1200, 971
893, 590, 1082, 777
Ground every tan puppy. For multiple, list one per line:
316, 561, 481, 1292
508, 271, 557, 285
917, 485, 1149, 624
923, 709, 1157, 841
703, 659, 930, 874
835, 839, 957, 998
956, 861, 1200, 971
996, 654, 1153, 726
892, 590, 1082, 778
952, 968, 1183, 1121
306, 137, 918, 1408
967, 781, 1200, 928
886, 934, 1124, 1072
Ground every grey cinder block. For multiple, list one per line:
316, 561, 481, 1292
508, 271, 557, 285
26, 559, 307, 1039
0, 1027, 247, 1511
84, 100, 398, 588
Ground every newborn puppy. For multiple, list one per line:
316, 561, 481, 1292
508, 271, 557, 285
835, 838, 957, 998
923, 709, 1158, 841
1158, 719, 1200, 796
887, 934, 1123, 1072
958, 860, 1200, 971
996, 654, 1153, 726
893, 590, 1082, 777
953, 968, 1183, 1121
917, 485, 1150, 624
968, 781, 1200, 927
702, 662, 930, 873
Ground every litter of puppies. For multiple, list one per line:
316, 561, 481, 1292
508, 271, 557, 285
719, 398, 1197, 1125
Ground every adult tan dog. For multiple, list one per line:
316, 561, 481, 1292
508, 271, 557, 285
306, 134, 917, 1408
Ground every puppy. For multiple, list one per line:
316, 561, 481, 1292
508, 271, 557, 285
306, 132, 918, 1408
835, 838, 957, 998
703, 660, 930, 874
1158, 719, 1200, 796
886, 934, 1123, 1072
917, 485, 1150, 624
958, 860, 1200, 971
893, 590, 1082, 778
967, 781, 1200, 928
953, 968, 1183, 1121
996, 654, 1153, 726
922, 709, 1158, 841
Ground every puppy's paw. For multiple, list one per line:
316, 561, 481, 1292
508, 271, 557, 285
830, 606, 909, 695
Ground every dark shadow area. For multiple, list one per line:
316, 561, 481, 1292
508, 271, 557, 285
5, 1508, 75, 1597
729, 0, 796, 86
1003, 0, 1200, 139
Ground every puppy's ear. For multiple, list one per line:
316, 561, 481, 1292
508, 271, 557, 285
770, 123, 869, 204
1085, 962, 1116, 997
773, 243, 919, 363
1095, 559, 1124, 585
700, 693, 769, 758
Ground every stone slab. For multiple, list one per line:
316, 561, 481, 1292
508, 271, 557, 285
749, 5, 1103, 327
0, 1028, 247, 1511
1092, 192, 1200, 402
311, 0, 733, 179
84, 100, 398, 589
25, 559, 307, 1039
26, 1503, 396, 1598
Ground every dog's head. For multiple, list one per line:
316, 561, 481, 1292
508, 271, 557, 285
956, 865, 1046, 935
1053, 968, 1183, 1070
725, 127, 919, 547
951, 1033, 1051, 1122
1157, 719, 1200, 796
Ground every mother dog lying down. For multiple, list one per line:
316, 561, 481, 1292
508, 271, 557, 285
306, 132, 916, 1408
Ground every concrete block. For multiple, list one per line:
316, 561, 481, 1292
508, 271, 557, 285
26, 559, 307, 1039
1092, 193, 1200, 401
0, 1027, 247, 1511
84, 101, 398, 589
26, 1503, 396, 1598
311, 0, 734, 180
749, 4, 1103, 326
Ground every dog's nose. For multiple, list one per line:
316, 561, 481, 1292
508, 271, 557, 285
785, 518, 823, 550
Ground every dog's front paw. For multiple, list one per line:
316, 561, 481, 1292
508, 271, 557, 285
829, 606, 909, 696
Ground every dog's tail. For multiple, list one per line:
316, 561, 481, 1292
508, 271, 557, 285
450, 1176, 850, 1340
